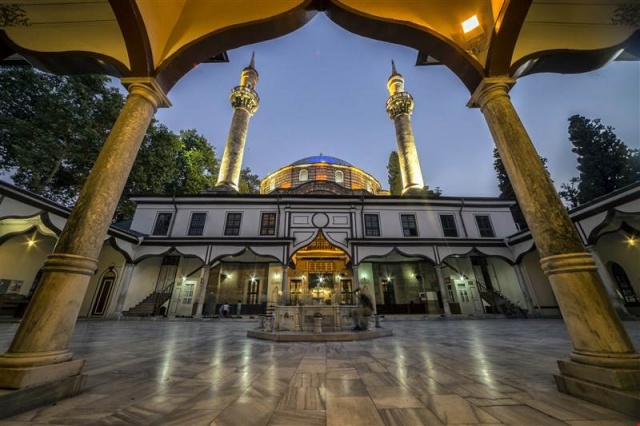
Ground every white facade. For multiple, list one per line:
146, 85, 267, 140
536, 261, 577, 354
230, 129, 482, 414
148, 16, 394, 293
1, 180, 639, 319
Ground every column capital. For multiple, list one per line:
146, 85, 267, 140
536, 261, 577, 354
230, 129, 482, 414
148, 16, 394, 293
121, 77, 172, 109
386, 92, 414, 119
467, 77, 516, 109
230, 85, 260, 115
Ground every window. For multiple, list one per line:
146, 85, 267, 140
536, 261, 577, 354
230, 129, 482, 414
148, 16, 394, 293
401, 214, 418, 237
299, 169, 308, 181
440, 214, 458, 237
335, 170, 344, 183
182, 283, 194, 304
224, 212, 242, 236
188, 212, 207, 236
364, 214, 380, 237
475, 215, 495, 237
152, 212, 173, 236
269, 180, 276, 192
260, 212, 277, 235
247, 279, 260, 304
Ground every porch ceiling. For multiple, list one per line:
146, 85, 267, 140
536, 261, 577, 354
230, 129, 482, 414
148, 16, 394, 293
1, 0, 638, 93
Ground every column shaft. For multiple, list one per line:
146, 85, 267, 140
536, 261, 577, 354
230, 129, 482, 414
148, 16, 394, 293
393, 114, 425, 192
112, 263, 135, 317
194, 267, 211, 318
435, 266, 452, 315
0, 82, 164, 385
471, 79, 638, 368
280, 266, 288, 306
217, 108, 251, 190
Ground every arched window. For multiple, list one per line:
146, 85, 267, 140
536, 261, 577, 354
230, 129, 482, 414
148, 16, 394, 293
609, 262, 639, 306
366, 182, 373, 192
335, 170, 344, 183
299, 169, 308, 181
91, 267, 118, 316
269, 179, 276, 191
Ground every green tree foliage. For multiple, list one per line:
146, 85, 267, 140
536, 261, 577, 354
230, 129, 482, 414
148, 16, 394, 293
558, 177, 580, 209
563, 115, 640, 206
0, 66, 123, 205
493, 147, 550, 230
387, 151, 402, 195
0, 66, 235, 221
239, 167, 261, 194
116, 126, 220, 220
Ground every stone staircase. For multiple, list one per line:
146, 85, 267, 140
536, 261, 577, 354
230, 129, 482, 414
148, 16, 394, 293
478, 287, 528, 318
122, 291, 171, 317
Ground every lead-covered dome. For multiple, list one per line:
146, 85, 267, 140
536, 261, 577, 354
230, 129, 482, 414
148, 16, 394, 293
290, 156, 352, 167
260, 155, 382, 195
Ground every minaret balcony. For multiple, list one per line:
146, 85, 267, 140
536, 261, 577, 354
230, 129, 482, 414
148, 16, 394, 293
230, 85, 260, 114
386, 92, 414, 119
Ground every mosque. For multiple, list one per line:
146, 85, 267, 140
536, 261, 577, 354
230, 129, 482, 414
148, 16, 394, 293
0, 1, 639, 419
2, 61, 638, 325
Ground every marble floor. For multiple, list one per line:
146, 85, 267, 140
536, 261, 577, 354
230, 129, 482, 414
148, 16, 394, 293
1, 318, 639, 426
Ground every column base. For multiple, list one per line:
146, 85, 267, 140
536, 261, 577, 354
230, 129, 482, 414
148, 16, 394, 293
207, 184, 238, 193
0, 358, 84, 389
0, 373, 86, 420
555, 359, 640, 417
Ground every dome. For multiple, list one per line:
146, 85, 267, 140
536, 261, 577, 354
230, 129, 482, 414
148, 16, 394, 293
261, 154, 381, 196
290, 156, 352, 167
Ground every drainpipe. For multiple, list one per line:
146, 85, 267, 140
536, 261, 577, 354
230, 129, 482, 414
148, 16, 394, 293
459, 197, 468, 237
167, 195, 178, 237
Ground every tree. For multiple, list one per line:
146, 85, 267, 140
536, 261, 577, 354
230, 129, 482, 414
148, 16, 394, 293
239, 167, 261, 194
558, 177, 580, 209
117, 126, 220, 220
493, 147, 550, 230
0, 67, 224, 221
563, 115, 640, 205
387, 151, 402, 195
0, 66, 124, 205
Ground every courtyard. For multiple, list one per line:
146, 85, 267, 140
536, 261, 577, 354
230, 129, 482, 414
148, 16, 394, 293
1, 318, 638, 425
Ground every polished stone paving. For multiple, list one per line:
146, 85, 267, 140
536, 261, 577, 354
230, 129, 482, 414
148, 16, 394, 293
1, 318, 639, 425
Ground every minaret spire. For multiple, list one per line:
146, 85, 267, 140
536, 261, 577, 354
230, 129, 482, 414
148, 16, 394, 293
215, 55, 260, 191
249, 51, 255, 69
385, 61, 426, 194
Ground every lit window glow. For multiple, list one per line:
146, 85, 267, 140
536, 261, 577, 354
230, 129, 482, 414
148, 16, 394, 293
462, 15, 480, 33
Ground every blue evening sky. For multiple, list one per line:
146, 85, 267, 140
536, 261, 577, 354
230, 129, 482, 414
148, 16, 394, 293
153, 14, 639, 197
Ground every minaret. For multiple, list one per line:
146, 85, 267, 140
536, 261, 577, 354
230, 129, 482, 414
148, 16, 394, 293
215, 53, 260, 191
385, 61, 425, 194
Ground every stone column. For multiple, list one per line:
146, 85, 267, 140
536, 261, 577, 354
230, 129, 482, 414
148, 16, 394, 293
352, 265, 361, 291
587, 246, 631, 319
386, 63, 425, 194
111, 262, 135, 318
469, 78, 639, 411
513, 264, 537, 316
194, 267, 211, 318
216, 59, 259, 191
280, 266, 288, 306
435, 266, 452, 315
0, 78, 169, 389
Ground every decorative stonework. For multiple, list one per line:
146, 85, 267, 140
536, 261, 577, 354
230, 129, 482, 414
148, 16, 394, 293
121, 77, 172, 109
230, 85, 260, 115
540, 252, 597, 276
386, 92, 414, 119
467, 77, 515, 109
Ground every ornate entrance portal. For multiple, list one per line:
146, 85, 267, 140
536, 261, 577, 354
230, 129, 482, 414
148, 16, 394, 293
285, 233, 352, 306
